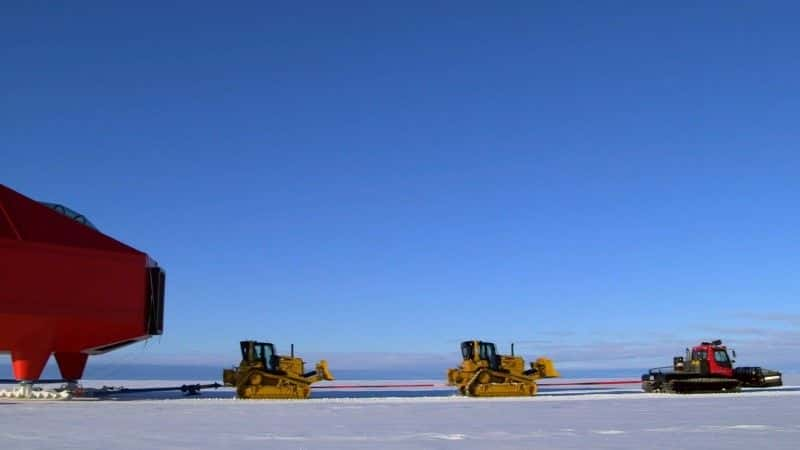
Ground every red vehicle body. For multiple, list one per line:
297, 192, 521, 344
687, 341, 734, 378
0, 184, 164, 382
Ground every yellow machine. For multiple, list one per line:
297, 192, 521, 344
223, 341, 334, 399
447, 340, 559, 397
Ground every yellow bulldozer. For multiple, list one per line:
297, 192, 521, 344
223, 340, 334, 399
447, 340, 559, 397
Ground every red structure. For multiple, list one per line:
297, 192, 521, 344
0, 184, 164, 382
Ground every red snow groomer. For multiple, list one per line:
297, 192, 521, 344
642, 340, 782, 393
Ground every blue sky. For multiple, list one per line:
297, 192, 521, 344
2, 2, 799, 376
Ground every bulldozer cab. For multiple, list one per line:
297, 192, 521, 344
461, 341, 500, 370
241, 341, 277, 370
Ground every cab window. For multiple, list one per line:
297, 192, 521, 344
461, 342, 473, 360
479, 343, 496, 361
714, 349, 731, 367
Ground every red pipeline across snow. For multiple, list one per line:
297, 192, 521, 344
314, 380, 642, 389
539, 380, 642, 386
314, 383, 438, 389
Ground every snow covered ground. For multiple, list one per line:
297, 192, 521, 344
1, 377, 798, 449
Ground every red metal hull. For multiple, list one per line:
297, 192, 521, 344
0, 184, 164, 381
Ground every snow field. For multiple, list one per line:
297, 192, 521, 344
1, 378, 799, 449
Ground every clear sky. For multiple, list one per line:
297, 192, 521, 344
2, 2, 799, 375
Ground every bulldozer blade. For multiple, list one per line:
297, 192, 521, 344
316, 360, 334, 381
533, 357, 560, 378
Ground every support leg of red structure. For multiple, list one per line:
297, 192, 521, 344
11, 349, 51, 382
55, 352, 88, 381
